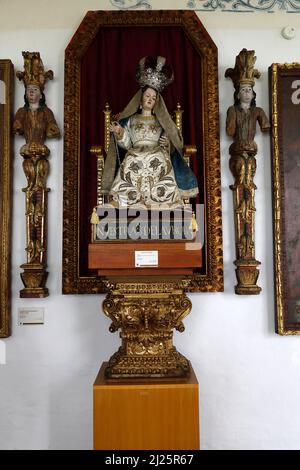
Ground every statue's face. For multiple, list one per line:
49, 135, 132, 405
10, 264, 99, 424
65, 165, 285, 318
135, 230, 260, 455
26, 84, 41, 104
238, 85, 253, 105
141, 88, 157, 111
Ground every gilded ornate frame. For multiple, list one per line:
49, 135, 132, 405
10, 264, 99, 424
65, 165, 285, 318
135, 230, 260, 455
63, 10, 223, 294
270, 63, 300, 335
0, 60, 13, 337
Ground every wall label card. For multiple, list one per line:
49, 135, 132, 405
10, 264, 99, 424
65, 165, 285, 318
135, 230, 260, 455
135, 251, 158, 267
18, 308, 44, 325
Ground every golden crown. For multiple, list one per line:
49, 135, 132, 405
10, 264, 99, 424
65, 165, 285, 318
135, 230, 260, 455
16, 51, 53, 90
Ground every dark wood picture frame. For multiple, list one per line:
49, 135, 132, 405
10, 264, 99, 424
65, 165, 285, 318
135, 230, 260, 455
0, 59, 13, 337
63, 10, 223, 294
270, 63, 300, 334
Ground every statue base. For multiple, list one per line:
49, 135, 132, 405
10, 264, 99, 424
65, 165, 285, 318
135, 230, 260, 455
102, 280, 193, 379
20, 263, 49, 298
105, 346, 190, 380
94, 362, 200, 450
234, 259, 261, 295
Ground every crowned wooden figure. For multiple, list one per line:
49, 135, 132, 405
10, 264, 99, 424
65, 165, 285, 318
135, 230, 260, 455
225, 49, 270, 295
13, 51, 60, 297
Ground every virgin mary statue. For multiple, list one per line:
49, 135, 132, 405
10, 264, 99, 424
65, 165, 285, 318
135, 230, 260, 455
101, 56, 199, 208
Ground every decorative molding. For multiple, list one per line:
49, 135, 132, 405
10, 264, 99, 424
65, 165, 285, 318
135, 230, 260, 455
110, 0, 152, 9
63, 10, 223, 294
270, 63, 300, 335
109, 0, 300, 12
186, 0, 300, 12
0, 60, 13, 337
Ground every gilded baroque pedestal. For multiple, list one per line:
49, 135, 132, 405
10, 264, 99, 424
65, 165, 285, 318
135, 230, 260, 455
102, 280, 193, 379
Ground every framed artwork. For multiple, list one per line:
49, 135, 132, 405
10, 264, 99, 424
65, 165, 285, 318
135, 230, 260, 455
270, 63, 300, 334
63, 10, 223, 294
0, 60, 13, 337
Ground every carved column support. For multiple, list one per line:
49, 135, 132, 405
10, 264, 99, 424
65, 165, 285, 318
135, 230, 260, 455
101, 281, 193, 379
90, 146, 104, 206
103, 103, 111, 154
20, 146, 50, 298
174, 102, 183, 134
229, 149, 261, 295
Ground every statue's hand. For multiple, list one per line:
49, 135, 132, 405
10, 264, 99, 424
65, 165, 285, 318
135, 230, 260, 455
109, 121, 123, 137
159, 135, 169, 150
13, 120, 24, 136
47, 122, 60, 138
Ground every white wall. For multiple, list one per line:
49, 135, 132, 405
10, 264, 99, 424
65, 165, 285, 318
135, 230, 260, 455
1, 0, 300, 450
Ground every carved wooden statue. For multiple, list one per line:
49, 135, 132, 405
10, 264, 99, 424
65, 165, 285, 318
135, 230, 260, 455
13, 52, 60, 297
102, 55, 199, 209
225, 49, 270, 294
89, 56, 199, 379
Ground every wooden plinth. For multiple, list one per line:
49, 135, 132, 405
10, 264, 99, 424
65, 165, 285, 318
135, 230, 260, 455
93, 362, 200, 450
89, 241, 202, 276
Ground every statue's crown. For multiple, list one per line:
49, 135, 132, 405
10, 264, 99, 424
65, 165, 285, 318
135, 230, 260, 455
16, 51, 53, 90
225, 48, 261, 89
136, 56, 174, 93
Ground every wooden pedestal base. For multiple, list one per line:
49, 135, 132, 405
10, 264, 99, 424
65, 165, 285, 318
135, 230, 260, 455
234, 259, 261, 295
89, 241, 202, 277
93, 362, 200, 450
20, 263, 49, 298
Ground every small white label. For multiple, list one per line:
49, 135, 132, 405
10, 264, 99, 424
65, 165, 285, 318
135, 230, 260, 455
18, 308, 44, 325
0, 340, 6, 365
0, 80, 5, 104
135, 250, 158, 267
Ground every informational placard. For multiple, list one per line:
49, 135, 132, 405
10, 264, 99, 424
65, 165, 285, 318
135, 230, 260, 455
18, 308, 44, 325
135, 251, 158, 267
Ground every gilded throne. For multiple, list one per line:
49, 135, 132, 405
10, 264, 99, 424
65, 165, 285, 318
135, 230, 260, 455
91, 102, 197, 207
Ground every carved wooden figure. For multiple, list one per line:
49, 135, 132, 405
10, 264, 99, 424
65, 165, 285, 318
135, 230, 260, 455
13, 52, 60, 297
225, 49, 270, 294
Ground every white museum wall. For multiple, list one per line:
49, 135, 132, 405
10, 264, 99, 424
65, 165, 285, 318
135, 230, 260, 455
1, 0, 300, 450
